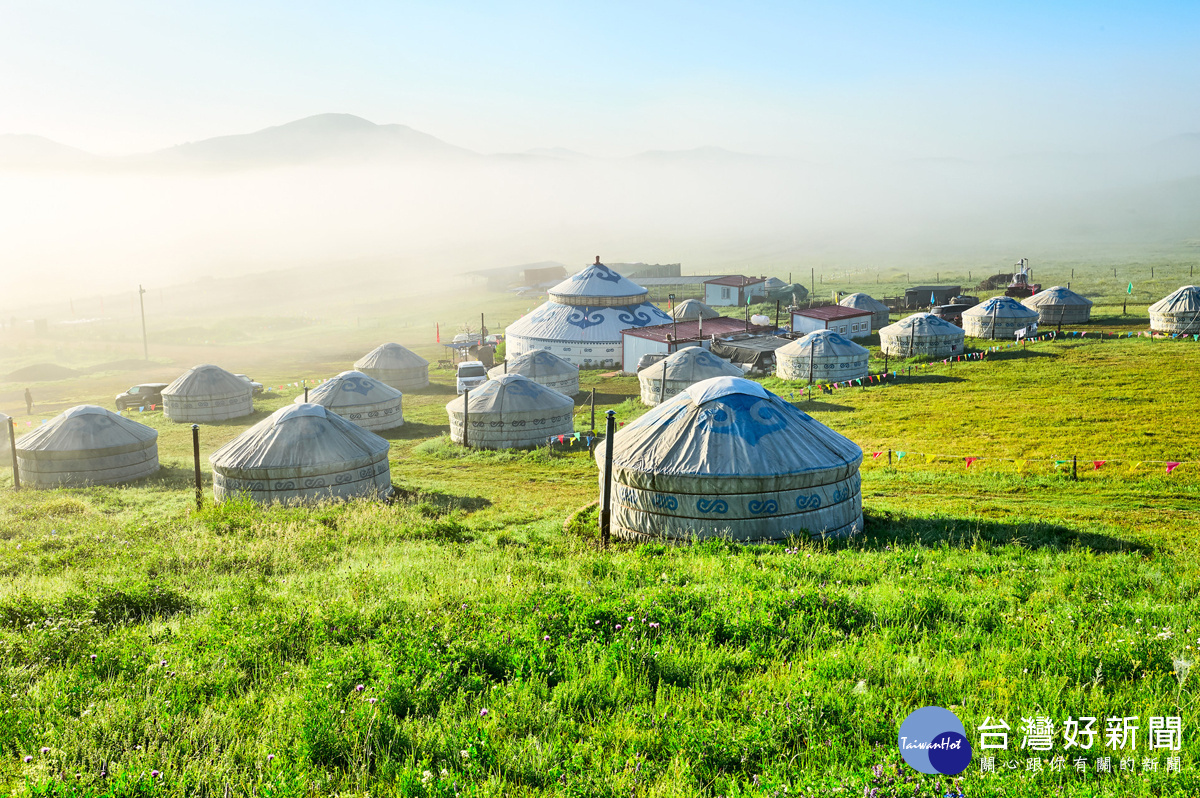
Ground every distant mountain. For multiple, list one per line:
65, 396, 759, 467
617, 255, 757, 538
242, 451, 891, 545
0, 134, 99, 169
628, 146, 774, 164
143, 113, 477, 168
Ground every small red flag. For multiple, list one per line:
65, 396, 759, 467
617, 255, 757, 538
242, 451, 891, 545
1093, 460, 1105, 470
436, 323, 440, 343
964, 457, 977, 468
872, 451, 882, 459
1166, 462, 1181, 474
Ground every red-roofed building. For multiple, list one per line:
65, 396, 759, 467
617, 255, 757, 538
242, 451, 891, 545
791, 306, 873, 339
703, 275, 767, 307
620, 316, 769, 370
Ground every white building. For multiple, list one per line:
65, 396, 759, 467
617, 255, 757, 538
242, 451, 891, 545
790, 306, 873, 339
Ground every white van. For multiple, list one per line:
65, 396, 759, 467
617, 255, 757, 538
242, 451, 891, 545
455, 361, 489, 394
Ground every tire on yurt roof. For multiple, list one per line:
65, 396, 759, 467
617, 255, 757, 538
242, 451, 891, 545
210, 403, 392, 505
15, 405, 159, 487
597, 376, 863, 542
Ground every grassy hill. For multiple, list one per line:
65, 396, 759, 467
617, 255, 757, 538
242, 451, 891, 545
1, 265, 1199, 796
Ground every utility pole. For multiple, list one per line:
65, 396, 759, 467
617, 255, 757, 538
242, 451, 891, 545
138, 285, 148, 360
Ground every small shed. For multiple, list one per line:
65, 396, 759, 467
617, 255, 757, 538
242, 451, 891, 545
775, 330, 869, 382
790, 306, 873, 339
704, 276, 766, 307
905, 285, 962, 308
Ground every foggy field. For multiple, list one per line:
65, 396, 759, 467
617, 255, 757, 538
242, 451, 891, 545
1, 261, 1199, 796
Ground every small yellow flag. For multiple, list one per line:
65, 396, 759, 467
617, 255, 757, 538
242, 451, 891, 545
1131, 462, 1142, 471
925, 453, 937, 464
1016, 459, 1027, 471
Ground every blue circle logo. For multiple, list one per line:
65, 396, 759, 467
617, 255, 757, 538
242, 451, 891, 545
898, 706, 972, 775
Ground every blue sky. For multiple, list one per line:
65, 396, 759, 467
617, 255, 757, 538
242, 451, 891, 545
2, 1, 1198, 158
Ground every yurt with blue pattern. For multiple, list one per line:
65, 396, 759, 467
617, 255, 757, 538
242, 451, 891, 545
446, 374, 575, 449
596, 377, 863, 542
295, 370, 404, 432
638, 346, 743, 406
504, 258, 673, 368
488, 349, 580, 396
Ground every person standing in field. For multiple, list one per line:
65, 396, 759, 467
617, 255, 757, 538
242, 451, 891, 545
24, 388, 33, 415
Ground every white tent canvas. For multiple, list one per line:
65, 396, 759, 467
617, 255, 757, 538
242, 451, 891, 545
879, 313, 965, 358
839, 293, 891, 330
962, 296, 1040, 339
776, 330, 869, 382
1021, 286, 1093, 325
638, 347, 742, 406
489, 349, 580, 396
1149, 286, 1200, 334
15, 405, 159, 487
210, 404, 392, 504
296, 370, 404, 431
597, 377, 862, 541
670, 299, 720, 321
163, 364, 253, 423
505, 260, 673, 367
354, 343, 430, 390
446, 374, 574, 449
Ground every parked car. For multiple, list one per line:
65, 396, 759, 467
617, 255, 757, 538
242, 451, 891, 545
456, 361, 489, 394
114, 383, 169, 411
235, 374, 264, 395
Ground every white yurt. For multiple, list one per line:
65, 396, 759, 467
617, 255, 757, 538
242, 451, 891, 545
596, 377, 862, 541
504, 258, 674, 368
14, 405, 159, 487
670, 298, 720, 321
776, 330, 870, 382
210, 404, 391, 504
1149, 286, 1200, 334
1021, 286, 1093, 325
446, 374, 574, 449
488, 349, 580, 396
295, 370, 404, 432
162, 364, 253, 423
879, 313, 966, 358
638, 346, 743, 406
839, 293, 891, 330
354, 343, 430, 391
962, 296, 1040, 339
1, 412, 10, 465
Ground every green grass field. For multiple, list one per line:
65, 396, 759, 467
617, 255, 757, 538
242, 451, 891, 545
1, 259, 1199, 796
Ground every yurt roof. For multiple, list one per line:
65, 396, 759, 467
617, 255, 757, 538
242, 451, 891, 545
761, 276, 788, 291
210, 404, 388, 470
670, 298, 720, 320
1149, 285, 1200, 314
164, 364, 250, 397
650, 347, 743, 381
355, 343, 430, 370
963, 296, 1040, 319
880, 313, 965, 336
490, 350, 578, 380
547, 260, 648, 301
301, 370, 402, 408
778, 329, 869, 358
505, 301, 673, 340
446, 374, 574, 415
16, 405, 157, 452
839, 293, 890, 313
1021, 286, 1093, 308
610, 376, 861, 479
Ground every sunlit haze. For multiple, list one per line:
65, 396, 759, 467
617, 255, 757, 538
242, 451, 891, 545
2, 1, 1199, 310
